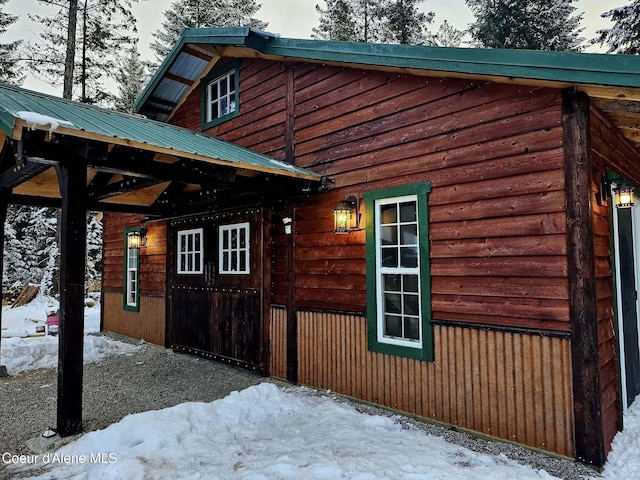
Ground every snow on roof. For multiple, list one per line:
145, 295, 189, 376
15, 111, 74, 132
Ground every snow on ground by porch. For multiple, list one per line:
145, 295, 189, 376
0, 296, 140, 374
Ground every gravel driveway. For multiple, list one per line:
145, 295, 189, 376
0, 333, 599, 480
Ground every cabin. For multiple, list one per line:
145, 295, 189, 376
1, 27, 640, 468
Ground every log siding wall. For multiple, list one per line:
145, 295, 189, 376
102, 213, 167, 345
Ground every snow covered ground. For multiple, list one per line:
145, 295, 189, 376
0, 296, 140, 374
2, 297, 639, 480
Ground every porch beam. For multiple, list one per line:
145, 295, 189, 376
563, 88, 605, 467
0, 188, 11, 377
0, 159, 50, 189
55, 160, 87, 437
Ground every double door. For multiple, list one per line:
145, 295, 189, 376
167, 211, 263, 370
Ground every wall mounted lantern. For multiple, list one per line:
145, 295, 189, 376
127, 228, 147, 249
613, 181, 635, 209
333, 195, 360, 234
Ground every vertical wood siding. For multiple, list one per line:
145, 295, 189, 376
103, 292, 165, 345
296, 310, 575, 457
270, 306, 287, 379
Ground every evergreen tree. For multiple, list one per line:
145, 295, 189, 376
466, 0, 584, 51
596, 1, 640, 54
380, 0, 434, 45
85, 213, 103, 291
115, 46, 147, 113
313, 0, 358, 41
27, 0, 140, 104
150, 0, 268, 66
314, 0, 434, 44
0, 0, 23, 84
433, 20, 464, 47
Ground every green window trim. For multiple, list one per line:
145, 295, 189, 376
365, 182, 433, 362
123, 227, 141, 312
201, 59, 240, 130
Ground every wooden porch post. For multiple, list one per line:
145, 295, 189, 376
0, 188, 11, 378
55, 161, 87, 437
286, 206, 298, 383
563, 89, 605, 466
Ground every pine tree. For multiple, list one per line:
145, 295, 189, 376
114, 46, 147, 113
433, 20, 464, 47
150, 0, 268, 66
85, 213, 103, 291
466, 0, 584, 51
313, 0, 358, 41
596, 1, 640, 54
380, 0, 434, 45
0, 0, 23, 84
27, 0, 140, 104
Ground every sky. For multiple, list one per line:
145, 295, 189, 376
2, 296, 639, 480
1, 0, 619, 96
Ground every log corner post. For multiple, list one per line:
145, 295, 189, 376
55, 161, 87, 437
563, 89, 606, 467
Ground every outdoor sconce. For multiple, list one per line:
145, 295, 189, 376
333, 195, 360, 234
127, 228, 146, 249
614, 181, 635, 209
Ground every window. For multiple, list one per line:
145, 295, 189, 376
123, 228, 140, 312
365, 183, 433, 361
178, 228, 204, 274
201, 61, 240, 129
219, 222, 250, 274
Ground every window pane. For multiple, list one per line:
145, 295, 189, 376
220, 97, 228, 116
400, 224, 417, 245
220, 77, 227, 96
384, 293, 402, 314
399, 201, 416, 222
229, 99, 236, 113
187, 234, 193, 252
194, 253, 201, 271
180, 237, 186, 252
194, 233, 200, 251
404, 317, 420, 340
229, 72, 235, 92
380, 204, 397, 224
231, 251, 238, 271
180, 254, 186, 272
381, 247, 398, 267
223, 252, 229, 271
383, 274, 401, 291
404, 294, 419, 316
223, 230, 229, 249
240, 228, 246, 248
231, 229, 238, 249
400, 246, 418, 268
211, 100, 218, 119
240, 252, 246, 272
381, 225, 397, 246
384, 315, 402, 337
403, 275, 418, 292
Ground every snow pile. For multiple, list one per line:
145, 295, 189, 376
15, 383, 559, 480
1, 300, 139, 374
16, 111, 74, 132
602, 395, 640, 479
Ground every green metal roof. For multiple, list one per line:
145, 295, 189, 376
136, 27, 640, 114
0, 81, 321, 181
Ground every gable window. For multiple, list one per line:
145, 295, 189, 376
123, 227, 141, 312
365, 182, 433, 361
219, 222, 250, 274
178, 228, 204, 274
201, 61, 240, 129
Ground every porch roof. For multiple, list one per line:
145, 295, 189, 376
0, 82, 322, 216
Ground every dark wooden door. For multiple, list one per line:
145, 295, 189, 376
168, 211, 263, 370
617, 208, 640, 406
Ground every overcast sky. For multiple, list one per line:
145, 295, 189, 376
4, 0, 618, 96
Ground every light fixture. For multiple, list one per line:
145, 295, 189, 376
127, 228, 146, 249
614, 181, 635, 209
333, 195, 359, 234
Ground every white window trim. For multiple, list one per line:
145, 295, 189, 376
375, 194, 422, 349
125, 237, 138, 308
177, 228, 204, 274
219, 222, 250, 275
206, 70, 236, 123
